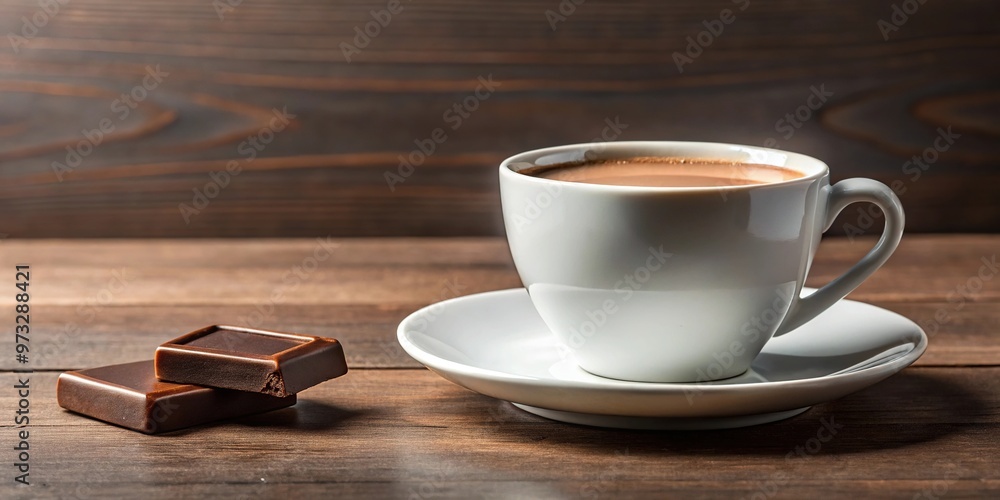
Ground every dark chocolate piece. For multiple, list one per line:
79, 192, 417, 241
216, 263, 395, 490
155, 325, 348, 397
57, 360, 295, 434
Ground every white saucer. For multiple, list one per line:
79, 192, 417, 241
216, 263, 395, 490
397, 288, 927, 430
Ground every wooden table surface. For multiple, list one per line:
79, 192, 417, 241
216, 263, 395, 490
1, 235, 998, 498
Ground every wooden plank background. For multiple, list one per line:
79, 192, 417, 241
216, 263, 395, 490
1, 0, 999, 238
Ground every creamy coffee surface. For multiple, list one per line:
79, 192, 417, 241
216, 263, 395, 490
520, 157, 803, 187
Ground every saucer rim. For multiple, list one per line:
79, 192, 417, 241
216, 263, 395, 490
397, 287, 928, 393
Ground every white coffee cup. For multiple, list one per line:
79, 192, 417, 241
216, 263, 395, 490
499, 141, 904, 383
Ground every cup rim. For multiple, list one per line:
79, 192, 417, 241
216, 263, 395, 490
499, 141, 828, 193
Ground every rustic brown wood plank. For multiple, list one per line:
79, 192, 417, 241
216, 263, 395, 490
0, 237, 995, 372
807, 235, 1000, 302
1, 236, 997, 307
16, 266, 520, 306
2, 300, 997, 372
7, 481, 1000, 500
876, 302, 1000, 367
0, 237, 516, 268
0, 304, 418, 371
0, 368, 996, 498
0, 0, 997, 237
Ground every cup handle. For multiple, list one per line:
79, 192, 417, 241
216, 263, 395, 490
774, 178, 905, 336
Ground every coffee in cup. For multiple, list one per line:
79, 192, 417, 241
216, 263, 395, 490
519, 157, 803, 188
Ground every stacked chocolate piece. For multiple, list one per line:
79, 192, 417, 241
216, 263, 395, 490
57, 326, 348, 434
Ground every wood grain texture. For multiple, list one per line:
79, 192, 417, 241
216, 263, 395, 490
3, 300, 997, 372
0, 236, 998, 371
2, 235, 999, 306
0, 237, 997, 498
0, 0, 998, 237
0, 368, 998, 499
